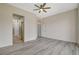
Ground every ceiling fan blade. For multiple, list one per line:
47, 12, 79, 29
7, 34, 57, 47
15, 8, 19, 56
33, 9, 39, 11
43, 7, 51, 9
42, 3, 46, 7
43, 9, 47, 13
40, 5, 42, 8
34, 4, 40, 8
39, 10, 41, 13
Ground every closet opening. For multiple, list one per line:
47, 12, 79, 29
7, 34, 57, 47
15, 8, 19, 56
12, 14, 24, 44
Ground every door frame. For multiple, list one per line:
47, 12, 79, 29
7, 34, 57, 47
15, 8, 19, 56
12, 14, 24, 44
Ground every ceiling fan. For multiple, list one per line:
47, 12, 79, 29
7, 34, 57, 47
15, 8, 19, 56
33, 3, 51, 13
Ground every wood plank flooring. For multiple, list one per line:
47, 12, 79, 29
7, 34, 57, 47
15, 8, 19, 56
0, 37, 79, 55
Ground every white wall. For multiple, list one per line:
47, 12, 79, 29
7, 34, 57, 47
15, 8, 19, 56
41, 9, 77, 43
0, 4, 38, 48
0, 8, 12, 47
77, 4, 79, 44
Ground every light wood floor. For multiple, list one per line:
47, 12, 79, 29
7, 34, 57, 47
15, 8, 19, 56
0, 37, 79, 55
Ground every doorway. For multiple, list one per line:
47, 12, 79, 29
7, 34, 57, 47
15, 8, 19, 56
13, 14, 24, 44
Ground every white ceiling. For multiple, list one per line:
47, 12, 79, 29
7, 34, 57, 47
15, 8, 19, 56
9, 3, 78, 18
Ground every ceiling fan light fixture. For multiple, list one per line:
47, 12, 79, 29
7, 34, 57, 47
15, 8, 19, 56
40, 9, 43, 11
34, 3, 51, 13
